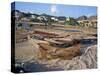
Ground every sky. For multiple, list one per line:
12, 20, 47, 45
12, 2, 97, 18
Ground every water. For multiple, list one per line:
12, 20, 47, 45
56, 29, 81, 32
64, 29, 81, 32
80, 39, 97, 54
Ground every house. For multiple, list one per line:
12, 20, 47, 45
51, 17, 58, 22
31, 15, 36, 19
21, 17, 30, 22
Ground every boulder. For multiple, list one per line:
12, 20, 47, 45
38, 43, 81, 60
44, 38, 81, 48
45, 45, 97, 70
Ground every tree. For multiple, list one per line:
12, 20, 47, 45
65, 17, 79, 26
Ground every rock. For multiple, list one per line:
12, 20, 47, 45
80, 45, 97, 68
15, 34, 97, 71
37, 43, 57, 60
15, 36, 40, 62
44, 38, 64, 45
54, 44, 81, 59
56, 45, 97, 70
28, 39, 39, 51
38, 43, 81, 60
38, 45, 97, 70
44, 38, 81, 48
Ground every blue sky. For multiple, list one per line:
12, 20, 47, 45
12, 2, 97, 18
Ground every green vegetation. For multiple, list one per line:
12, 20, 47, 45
65, 17, 79, 26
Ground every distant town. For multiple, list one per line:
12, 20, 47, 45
12, 10, 97, 30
